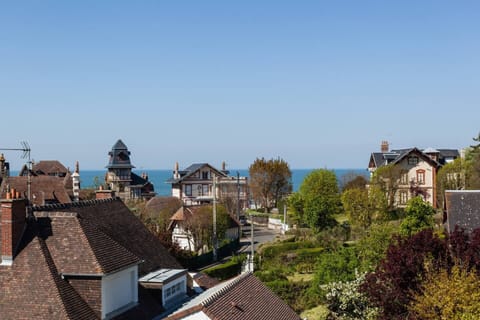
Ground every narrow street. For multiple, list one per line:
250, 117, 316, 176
239, 223, 280, 253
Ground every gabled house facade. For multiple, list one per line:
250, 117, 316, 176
167, 162, 248, 209
168, 206, 240, 253
0, 191, 185, 319
105, 139, 155, 201
368, 141, 460, 208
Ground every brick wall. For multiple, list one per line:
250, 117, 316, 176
1, 197, 27, 264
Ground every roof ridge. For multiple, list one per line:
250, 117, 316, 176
202, 272, 252, 307
32, 197, 118, 212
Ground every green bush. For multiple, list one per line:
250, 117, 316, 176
255, 269, 288, 282
261, 241, 317, 258
311, 246, 360, 293
266, 279, 321, 313
203, 255, 246, 280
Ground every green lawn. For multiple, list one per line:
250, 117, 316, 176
287, 273, 315, 283
334, 213, 349, 224
300, 304, 329, 320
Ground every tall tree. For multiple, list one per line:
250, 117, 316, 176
341, 188, 372, 229
340, 172, 368, 192
297, 169, 341, 230
468, 132, 480, 189
185, 204, 230, 252
437, 157, 468, 207
370, 164, 404, 212
248, 157, 292, 212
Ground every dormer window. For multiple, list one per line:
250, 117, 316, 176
408, 156, 419, 165
138, 269, 188, 308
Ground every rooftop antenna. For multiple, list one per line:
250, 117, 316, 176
0, 141, 32, 202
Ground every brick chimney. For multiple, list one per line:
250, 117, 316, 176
381, 141, 389, 153
1, 189, 27, 266
95, 186, 115, 200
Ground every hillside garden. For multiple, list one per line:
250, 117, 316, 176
253, 139, 480, 320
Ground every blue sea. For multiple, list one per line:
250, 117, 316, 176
76, 168, 368, 196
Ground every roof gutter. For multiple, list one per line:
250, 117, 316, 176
60, 260, 144, 279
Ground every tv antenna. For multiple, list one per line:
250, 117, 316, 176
0, 141, 32, 201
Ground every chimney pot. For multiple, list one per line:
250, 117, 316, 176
381, 141, 389, 153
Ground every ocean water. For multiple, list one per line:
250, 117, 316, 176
76, 168, 369, 196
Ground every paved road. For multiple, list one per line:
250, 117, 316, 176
238, 224, 279, 253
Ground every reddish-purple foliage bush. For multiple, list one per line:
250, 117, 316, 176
361, 229, 447, 319
361, 227, 480, 319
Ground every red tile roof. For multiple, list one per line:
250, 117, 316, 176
1, 198, 183, 319
0, 224, 98, 319
165, 273, 301, 320
32, 160, 69, 176
1, 175, 72, 205
32, 198, 182, 274
35, 212, 141, 275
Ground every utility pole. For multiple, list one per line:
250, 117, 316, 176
250, 213, 254, 272
283, 203, 287, 233
212, 175, 218, 261
236, 171, 240, 221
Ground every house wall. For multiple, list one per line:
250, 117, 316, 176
102, 265, 138, 319
68, 277, 102, 318
395, 157, 436, 207
172, 185, 181, 198
163, 274, 188, 307
172, 224, 195, 251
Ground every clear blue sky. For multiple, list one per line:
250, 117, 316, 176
1, 1, 479, 170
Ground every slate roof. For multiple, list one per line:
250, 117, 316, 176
106, 139, 135, 169
1, 175, 72, 205
131, 172, 150, 187
445, 190, 480, 234
391, 147, 440, 167
368, 147, 457, 169
167, 163, 228, 183
165, 273, 301, 320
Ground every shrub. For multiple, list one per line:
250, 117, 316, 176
323, 271, 378, 320
312, 246, 360, 293
203, 254, 246, 280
